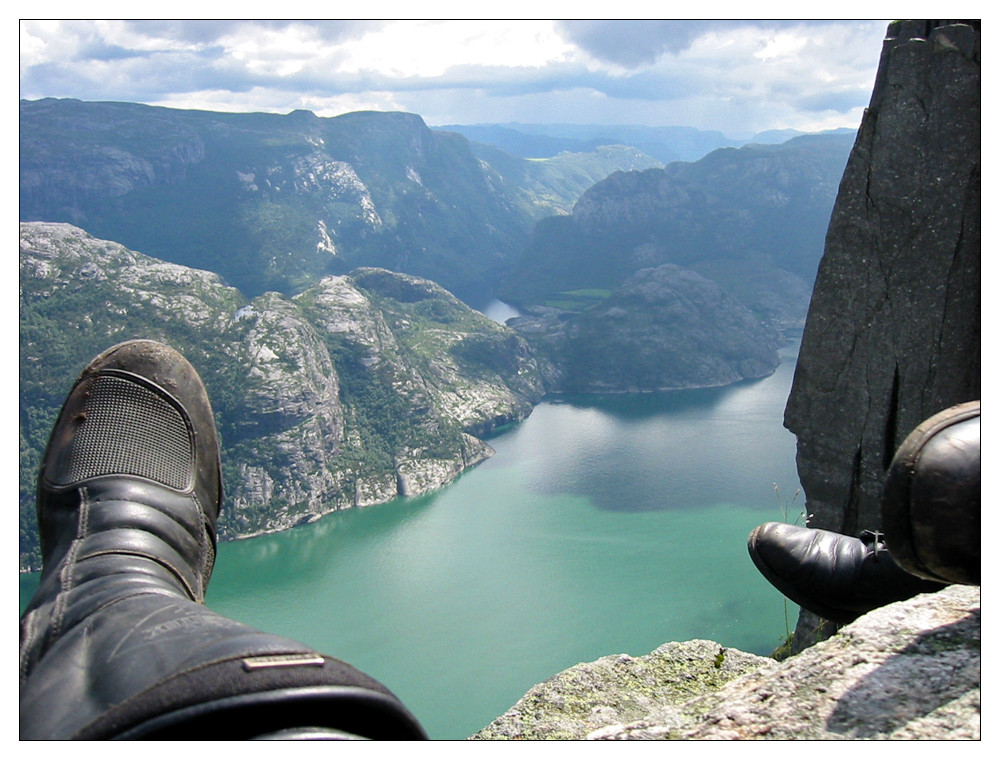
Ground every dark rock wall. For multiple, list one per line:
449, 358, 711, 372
785, 21, 979, 539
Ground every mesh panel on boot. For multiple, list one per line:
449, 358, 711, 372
51, 375, 194, 491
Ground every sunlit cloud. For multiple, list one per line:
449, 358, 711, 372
19, 19, 889, 136
332, 20, 574, 77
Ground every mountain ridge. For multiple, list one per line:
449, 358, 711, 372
500, 132, 854, 328
20, 99, 532, 302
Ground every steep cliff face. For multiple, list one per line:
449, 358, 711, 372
19, 99, 207, 217
472, 22, 981, 740
19, 222, 545, 569
784, 21, 980, 537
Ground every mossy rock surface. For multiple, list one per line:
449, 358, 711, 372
472, 639, 772, 740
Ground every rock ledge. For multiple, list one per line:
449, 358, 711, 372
473, 585, 980, 740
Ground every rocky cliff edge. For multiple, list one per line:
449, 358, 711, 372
473, 585, 979, 740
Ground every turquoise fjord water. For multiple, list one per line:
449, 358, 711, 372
20, 341, 802, 740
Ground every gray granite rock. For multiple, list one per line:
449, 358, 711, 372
471, 585, 980, 740
472, 640, 774, 740
679, 585, 980, 740
19, 223, 543, 566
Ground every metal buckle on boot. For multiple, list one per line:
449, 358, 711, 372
859, 530, 888, 559
242, 653, 326, 671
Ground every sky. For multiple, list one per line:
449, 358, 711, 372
19, 17, 899, 138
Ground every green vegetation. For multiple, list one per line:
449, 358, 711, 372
542, 288, 612, 311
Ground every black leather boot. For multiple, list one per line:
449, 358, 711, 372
747, 523, 945, 624
882, 401, 980, 585
20, 340, 426, 740
747, 401, 980, 625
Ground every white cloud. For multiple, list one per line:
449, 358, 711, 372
19, 19, 891, 136
332, 21, 573, 78
19, 23, 52, 70
753, 31, 809, 62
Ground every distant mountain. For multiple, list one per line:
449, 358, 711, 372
467, 142, 664, 218
20, 100, 854, 311
433, 124, 611, 158
20, 99, 535, 302
19, 222, 545, 570
436, 122, 740, 163
750, 127, 857, 144
501, 133, 855, 328
433, 122, 722, 223
508, 264, 780, 393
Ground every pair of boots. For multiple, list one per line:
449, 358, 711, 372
19, 341, 427, 739
748, 401, 980, 624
